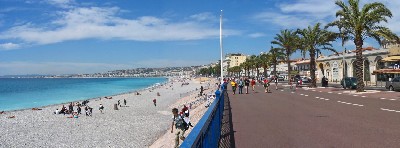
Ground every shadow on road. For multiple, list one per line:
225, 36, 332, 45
219, 92, 236, 148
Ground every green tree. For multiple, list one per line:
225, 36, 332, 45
327, 0, 399, 92
297, 23, 338, 87
259, 53, 272, 77
271, 29, 300, 83
269, 46, 285, 76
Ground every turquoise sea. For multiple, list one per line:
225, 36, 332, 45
0, 78, 167, 111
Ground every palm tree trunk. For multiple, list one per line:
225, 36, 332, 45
263, 67, 267, 77
355, 38, 365, 92
310, 49, 317, 87
287, 49, 291, 84
273, 59, 277, 76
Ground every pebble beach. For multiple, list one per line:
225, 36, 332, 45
0, 77, 216, 148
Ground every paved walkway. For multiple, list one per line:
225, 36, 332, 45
226, 84, 400, 148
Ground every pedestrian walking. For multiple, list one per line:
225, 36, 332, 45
274, 76, 279, 90
251, 78, 256, 91
230, 80, 237, 95
238, 78, 244, 94
244, 78, 250, 94
124, 99, 127, 106
171, 108, 187, 148
263, 78, 270, 93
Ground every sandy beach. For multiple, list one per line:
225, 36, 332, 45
0, 77, 217, 147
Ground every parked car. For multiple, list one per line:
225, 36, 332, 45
340, 77, 357, 89
385, 77, 400, 91
278, 76, 284, 81
300, 76, 311, 86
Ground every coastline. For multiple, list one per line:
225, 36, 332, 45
0, 77, 169, 112
0, 76, 209, 147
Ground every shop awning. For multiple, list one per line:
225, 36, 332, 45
372, 69, 400, 75
382, 56, 400, 62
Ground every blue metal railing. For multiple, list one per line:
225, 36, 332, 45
180, 85, 225, 148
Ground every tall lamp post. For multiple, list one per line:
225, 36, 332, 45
220, 10, 224, 84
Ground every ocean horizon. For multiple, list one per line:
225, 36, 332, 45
0, 77, 167, 111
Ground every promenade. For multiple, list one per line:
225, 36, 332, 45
225, 83, 400, 148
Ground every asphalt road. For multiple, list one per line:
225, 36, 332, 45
228, 84, 400, 148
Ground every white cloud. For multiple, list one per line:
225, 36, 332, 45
248, 32, 266, 38
45, 0, 76, 8
254, 12, 315, 29
0, 43, 20, 50
0, 62, 132, 75
0, 60, 210, 75
0, 7, 240, 46
190, 12, 216, 21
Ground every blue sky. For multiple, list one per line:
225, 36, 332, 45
0, 0, 399, 75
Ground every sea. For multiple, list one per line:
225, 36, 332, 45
0, 77, 167, 111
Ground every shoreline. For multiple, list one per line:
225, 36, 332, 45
0, 76, 206, 147
0, 77, 170, 112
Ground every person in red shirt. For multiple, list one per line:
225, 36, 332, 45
251, 78, 256, 91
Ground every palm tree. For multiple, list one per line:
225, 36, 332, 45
327, 0, 399, 92
259, 53, 272, 77
297, 23, 338, 87
268, 46, 285, 76
271, 29, 300, 83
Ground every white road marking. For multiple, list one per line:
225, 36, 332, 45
328, 92, 333, 93
396, 111, 400, 113
346, 103, 352, 105
352, 104, 359, 106
353, 95, 358, 96
361, 96, 366, 98
390, 99, 397, 101
316, 97, 320, 98
358, 105, 364, 107
381, 108, 388, 111
305, 95, 309, 96
337, 101, 341, 102
291, 92, 295, 93
338, 93, 342, 94
319, 91, 322, 92
324, 99, 330, 101
320, 98, 325, 100
380, 98, 386, 100
341, 102, 347, 104
281, 90, 284, 91
388, 110, 396, 112
312, 90, 316, 91
300, 94, 304, 95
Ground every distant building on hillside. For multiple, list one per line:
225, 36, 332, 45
223, 53, 247, 76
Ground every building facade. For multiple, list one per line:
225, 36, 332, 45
316, 47, 389, 84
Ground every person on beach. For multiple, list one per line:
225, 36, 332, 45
124, 99, 127, 106
54, 109, 60, 114
230, 80, 237, 95
60, 105, 66, 115
99, 104, 104, 114
244, 78, 250, 94
153, 99, 157, 106
181, 105, 193, 127
77, 106, 81, 114
68, 103, 74, 114
118, 100, 121, 107
200, 86, 204, 96
251, 78, 256, 92
171, 108, 187, 148
85, 106, 89, 116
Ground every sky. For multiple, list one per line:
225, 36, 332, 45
0, 0, 399, 75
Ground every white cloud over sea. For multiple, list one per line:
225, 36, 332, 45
0, 3, 239, 49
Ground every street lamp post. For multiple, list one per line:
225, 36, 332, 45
220, 10, 224, 84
